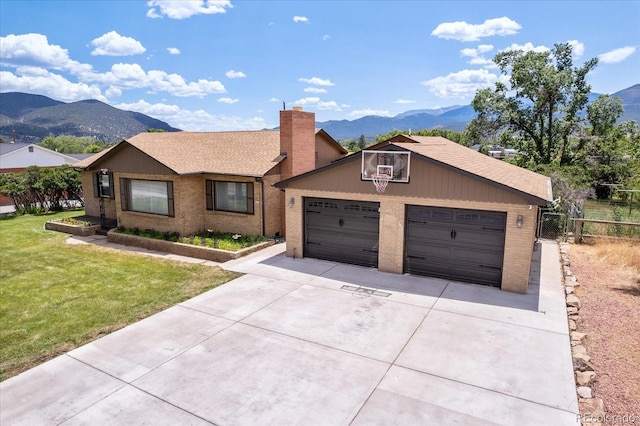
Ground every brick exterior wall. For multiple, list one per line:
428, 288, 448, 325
284, 188, 538, 294
279, 108, 317, 180
83, 171, 277, 238
82, 171, 117, 219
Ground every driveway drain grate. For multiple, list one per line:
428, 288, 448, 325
340, 285, 391, 298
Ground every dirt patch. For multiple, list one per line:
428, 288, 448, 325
569, 242, 640, 422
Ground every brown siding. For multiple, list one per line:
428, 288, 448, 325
86, 143, 176, 175
287, 156, 528, 205
315, 133, 345, 168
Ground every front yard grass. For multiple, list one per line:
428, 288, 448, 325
0, 210, 241, 381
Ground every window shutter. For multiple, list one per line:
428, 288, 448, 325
119, 178, 128, 210
108, 173, 115, 199
247, 182, 254, 214
167, 181, 175, 217
93, 173, 99, 197
205, 180, 213, 210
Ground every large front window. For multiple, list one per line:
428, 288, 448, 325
207, 180, 254, 214
120, 178, 174, 216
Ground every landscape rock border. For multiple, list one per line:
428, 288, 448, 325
559, 242, 606, 426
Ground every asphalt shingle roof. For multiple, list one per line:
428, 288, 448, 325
390, 135, 552, 203
75, 130, 283, 177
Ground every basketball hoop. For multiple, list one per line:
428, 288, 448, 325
372, 174, 390, 193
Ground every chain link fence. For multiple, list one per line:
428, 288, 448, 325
537, 211, 567, 241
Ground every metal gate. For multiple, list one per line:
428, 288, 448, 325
537, 212, 567, 240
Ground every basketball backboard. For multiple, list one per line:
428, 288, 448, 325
361, 150, 410, 183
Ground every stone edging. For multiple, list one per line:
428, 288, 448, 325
559, 242, 606, 425
107, 230, 275, 263
45, 220, 101, 237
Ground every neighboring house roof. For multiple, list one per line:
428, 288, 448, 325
0, 143, 82, 169
277, 135, 553, 205
75, 128, 346, 177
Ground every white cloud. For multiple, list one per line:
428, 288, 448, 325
322, 34, 330, 41
431, 17, 521, 42
0, 32, 228, 102
293, 96, 320, 105
502, 42, 549, 54
90, 31, 146, 56
293, 16, 308, 23
0, 33, 92, 74
0, 70, 104, 102
146, 0, 233, 19
598, 46, 636, 64
90, 62, 227, 97
167, 47, 181, 55
304, 87, 327, 93
460, 44, 495, 66
421, 69, 501, 98
226, 69, 246, 79
218, 97, 239, 104
394, 99, 416, 104
348, 109, 392, 119
291, 97, 346, 112
116, 99, 268, 131
269, 97, 279, 102
316, 100, 342, 111
567, 40, 584, 57
298, 76, 335, 86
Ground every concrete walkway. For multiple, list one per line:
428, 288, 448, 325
1, 239, 579, 425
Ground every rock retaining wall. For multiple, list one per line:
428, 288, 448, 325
559, 242, 606, 426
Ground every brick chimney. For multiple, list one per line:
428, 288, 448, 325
279, 106, 316, 180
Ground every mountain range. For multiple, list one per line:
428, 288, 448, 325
317, 84, 640, 140
1, 84, 638, 144
0, 92, 179, 144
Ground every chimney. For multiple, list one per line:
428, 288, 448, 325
280, 107, 316, 180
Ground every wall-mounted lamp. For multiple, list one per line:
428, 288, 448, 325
288, 197, 295, 208
516, 215, 523, 228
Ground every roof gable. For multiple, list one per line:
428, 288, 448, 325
277, 135, 552, 205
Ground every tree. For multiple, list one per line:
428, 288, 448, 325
357, 134, 367, 150
39, 135, 112, 154
467, 43, 598, 165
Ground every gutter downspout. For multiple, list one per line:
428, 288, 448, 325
259, 177, 266, 237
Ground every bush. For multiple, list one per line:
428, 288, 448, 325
113, 227, 268, 250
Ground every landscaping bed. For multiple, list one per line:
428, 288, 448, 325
44, 216, 101, 236
108, 229, 274, 262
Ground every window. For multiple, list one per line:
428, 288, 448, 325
120, 178, 174, 217
206, 180, 254, 214
93, 172, 114, 199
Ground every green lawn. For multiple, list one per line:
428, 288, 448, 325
0, 210, 241, 381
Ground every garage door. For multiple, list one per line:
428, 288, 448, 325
305, 197, 380, 267
404, 205, 506, 286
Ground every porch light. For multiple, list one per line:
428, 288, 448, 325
288, 197, 295, 208
516, 215, 523, 228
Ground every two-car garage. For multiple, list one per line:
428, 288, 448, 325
278, 135, 552, 293
304, 198, 506, 287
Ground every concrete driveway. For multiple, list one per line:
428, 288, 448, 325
1, 240, 579, 425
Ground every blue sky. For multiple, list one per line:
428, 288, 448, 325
1, 1, 638, 131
